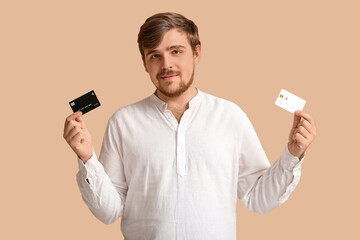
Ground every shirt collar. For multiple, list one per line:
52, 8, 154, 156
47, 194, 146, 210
150, 88, 202, 112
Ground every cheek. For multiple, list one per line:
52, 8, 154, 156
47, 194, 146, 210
146, 65, 158, 77
182, 61, 194, 75
149, 68, 160, 83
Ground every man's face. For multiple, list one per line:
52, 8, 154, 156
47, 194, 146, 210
142, 28, 201, 98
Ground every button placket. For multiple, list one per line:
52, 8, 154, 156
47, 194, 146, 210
164, 109, 178, 129
176, 111, 189, 177
176, 127, 186, 176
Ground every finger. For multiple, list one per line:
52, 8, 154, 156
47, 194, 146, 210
298, 119, 316, 135
65, 126, 82, 143
296, 111, 315, 127
70, 132, 84, 149
75, 114, 86, 129
64, 111, 83, 128
297, 118, 317, 138
65, 111, 82, 124
63, 120, 82, 138
293, 132, 307, 148
295, 126, 312, 140
296, 119, 308, 130
292, 110, 302, 129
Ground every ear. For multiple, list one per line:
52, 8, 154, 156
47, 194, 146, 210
142, 56, 148, 72
193, 44, 201, 66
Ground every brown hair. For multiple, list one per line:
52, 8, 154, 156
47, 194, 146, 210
137, 12, 201, 60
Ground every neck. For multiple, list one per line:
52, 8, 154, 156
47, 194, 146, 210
155, 85, 198, 110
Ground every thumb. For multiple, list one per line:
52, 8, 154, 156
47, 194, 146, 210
292, 110, 301, 129
75, 112, 86, 128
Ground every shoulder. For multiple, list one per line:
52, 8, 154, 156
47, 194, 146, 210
108, 95, 153, 124
200, 91, 247, 119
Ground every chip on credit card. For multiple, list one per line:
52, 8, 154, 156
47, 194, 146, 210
275, 89, 306, 114
69, 90, 101, 115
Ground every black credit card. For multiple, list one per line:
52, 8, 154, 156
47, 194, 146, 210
69, 90, 101, 115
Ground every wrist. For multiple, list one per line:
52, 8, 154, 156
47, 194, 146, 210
287, 142, 303, 160
78, 150, 93, 164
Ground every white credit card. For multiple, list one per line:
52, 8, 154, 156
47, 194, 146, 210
275, 89, 306, 114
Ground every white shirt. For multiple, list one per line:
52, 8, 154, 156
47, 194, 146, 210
76, 89, 303, 240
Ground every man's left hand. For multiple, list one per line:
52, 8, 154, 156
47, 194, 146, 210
288, 110, 317, 159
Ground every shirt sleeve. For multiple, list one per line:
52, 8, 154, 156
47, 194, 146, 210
237, 113, 304, 214
76, 117, 127, 224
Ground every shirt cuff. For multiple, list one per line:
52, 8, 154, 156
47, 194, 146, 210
278, 145, 304, 203
77, 149, 102, 182
279, 144, 304, 172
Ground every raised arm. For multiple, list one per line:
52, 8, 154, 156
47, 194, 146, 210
237, 112, 316, 214
63, 112, 127, 224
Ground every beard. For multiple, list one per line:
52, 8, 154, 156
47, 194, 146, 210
155, 67, 195, 98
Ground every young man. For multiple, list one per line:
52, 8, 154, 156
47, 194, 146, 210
63, 12, 316, 239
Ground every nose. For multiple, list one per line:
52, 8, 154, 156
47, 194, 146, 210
161, 54, 172, 70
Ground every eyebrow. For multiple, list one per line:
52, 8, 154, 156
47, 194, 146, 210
146, 45, 186, 57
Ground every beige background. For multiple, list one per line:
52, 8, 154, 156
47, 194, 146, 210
1, 0, 359, 239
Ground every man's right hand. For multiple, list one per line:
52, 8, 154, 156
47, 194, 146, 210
63, 111, 93, 163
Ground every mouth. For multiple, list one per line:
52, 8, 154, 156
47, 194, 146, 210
160, 74, 178, 80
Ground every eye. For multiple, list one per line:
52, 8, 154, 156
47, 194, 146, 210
173, 50, 181, 55
151, 54, 160, 59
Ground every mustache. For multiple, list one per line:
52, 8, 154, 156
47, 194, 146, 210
157, 70, 181, 78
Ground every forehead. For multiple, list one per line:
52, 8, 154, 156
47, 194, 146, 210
145, 28, 191, 53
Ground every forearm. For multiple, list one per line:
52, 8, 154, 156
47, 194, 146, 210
244, 145, 303, 214
76, 150, 125, 224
